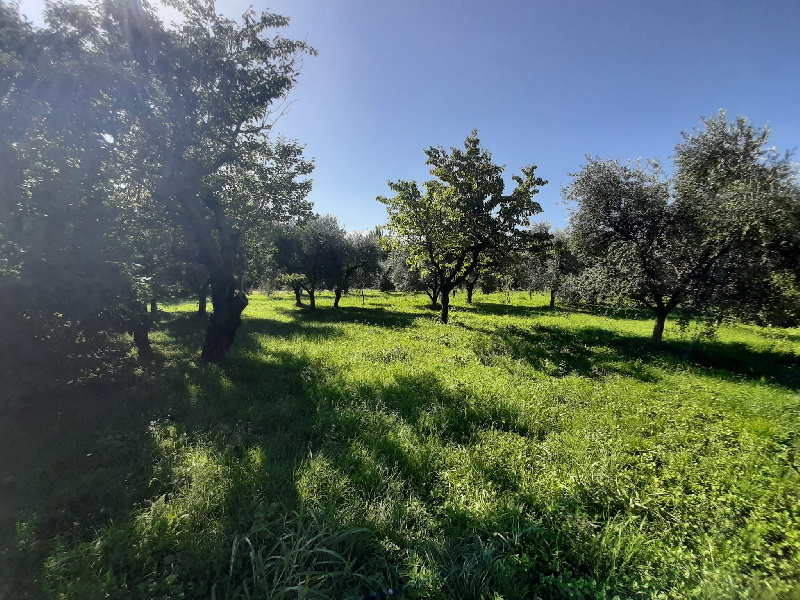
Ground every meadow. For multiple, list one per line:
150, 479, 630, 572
1, 291, 799, 599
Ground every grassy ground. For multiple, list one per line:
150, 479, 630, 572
1, 291, 799, 599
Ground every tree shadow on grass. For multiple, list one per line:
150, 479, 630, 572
464, 321, 799, 390
300, 370, 662, 599
156, 312, 346, 360
460, 322, 663, 383
667, 339, 799, 389
273, 304, 422, 329
9, 301, 797, 599
457, 300, 656, 322
455, 301, 565, 319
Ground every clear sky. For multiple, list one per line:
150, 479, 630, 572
17, 0, 800, 231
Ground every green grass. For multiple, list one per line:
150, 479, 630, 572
2, 291, 799, 599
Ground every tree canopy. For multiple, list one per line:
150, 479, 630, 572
379, 131, 547, 322
0, 0, 316, 370
565, 111, 800, 341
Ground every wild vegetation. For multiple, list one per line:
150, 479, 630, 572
2, 291, 798, 599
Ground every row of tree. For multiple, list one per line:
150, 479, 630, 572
376, 115, 800, 341
271, 216, 383, 308
2, 0, 797, 401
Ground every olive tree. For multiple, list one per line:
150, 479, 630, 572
273, 215, 346, 309
329, 231, 385, 307
565, 112, 800, 341
385, 246, 441, 306
0, 2, 153, 400
1, 0, 316, 366
519, 228, 580, 308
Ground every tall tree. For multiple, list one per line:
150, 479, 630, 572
672, 112, 800, 326
1, 0, 316, 367
103, 0, 315, 362
565, 112, 800, 342
379, 131, 547, 323
0, 1, 152, 400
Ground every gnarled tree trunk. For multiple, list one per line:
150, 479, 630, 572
334, 287, 342, 308
426, 286, 440, 308
307, 288, 316, 309
201, 274, 248, 363
293, 284, 303, 306
466, 282, 475, 304
131, 307, 152, 364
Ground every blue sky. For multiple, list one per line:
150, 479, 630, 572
18, 0, 800, 230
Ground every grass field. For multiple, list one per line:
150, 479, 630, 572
2, 291, 799, 599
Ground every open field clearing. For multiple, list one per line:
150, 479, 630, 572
2, 291, 799, 599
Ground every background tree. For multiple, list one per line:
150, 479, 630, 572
379, 131, 547, 323
273, 215, 345, 308
385, 247, 441, 306
519, 228, 580, 308
329, 230, 384, 306
463, 269, 482, 304
565, 112, 800, 341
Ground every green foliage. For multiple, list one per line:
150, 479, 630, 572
338, 230, 386, 296
0, 1, 146, 403
516, 226, 580, 306
272, 215, 347, 307
379, 131, 547, 322
384, 246, 442, 305
565, 112, 800, 340
4, 292, 799, 599
1, 0, 316, 366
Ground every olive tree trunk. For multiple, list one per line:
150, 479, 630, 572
201, 274, 248, 363
440, 286, 452, 323
426, 287, 440, 308
293, 285, 303, 306
334, 287, 342, 308
131, 307, 153, 364
652, 309, 669, 343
